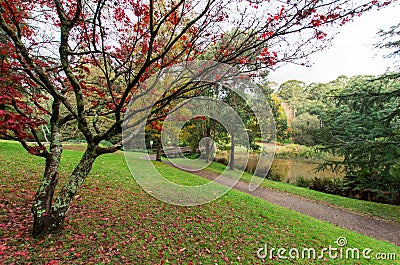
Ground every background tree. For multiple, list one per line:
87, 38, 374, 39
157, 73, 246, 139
268, 93, 290, 142
179, 116, 211, 156
0, 0, 391, 237
291, 112, 320, 146
255, 81, 289, 142
316, 23, 400, 203
317, 75, 400, 203
146, 120, 163, 161
179, 84, 258, 168
276, 76, 350, 145
277, 79, 307, 119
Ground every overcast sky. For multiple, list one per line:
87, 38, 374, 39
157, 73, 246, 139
268, 4, 400, 85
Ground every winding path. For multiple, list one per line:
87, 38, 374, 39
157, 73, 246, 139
168, 162, 400, 246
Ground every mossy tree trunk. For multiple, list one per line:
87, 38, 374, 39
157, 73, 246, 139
32, 99, 62, 238
31, 146, 62, 238
31, 98, 100, 238
31, 145, 98, 238
49, 146, 97, 233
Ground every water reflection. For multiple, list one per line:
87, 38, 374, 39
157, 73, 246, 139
216, 151, 343, 183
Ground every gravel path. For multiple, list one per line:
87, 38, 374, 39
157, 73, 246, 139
168, 162, 400, 246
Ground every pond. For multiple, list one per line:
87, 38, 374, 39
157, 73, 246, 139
215, 151, 343, 183
268, 159, 342, 183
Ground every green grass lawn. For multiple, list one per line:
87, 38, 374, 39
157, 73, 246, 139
1, 140, 399, 264
169, 157, 400, 225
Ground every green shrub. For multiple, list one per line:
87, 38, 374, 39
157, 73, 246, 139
295, 176, 312, 188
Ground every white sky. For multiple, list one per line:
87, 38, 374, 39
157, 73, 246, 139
268, 4, 400, 85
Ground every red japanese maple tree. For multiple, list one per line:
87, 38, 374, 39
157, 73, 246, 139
0, 0, 392, 237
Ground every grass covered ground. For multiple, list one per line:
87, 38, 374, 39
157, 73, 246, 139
169, 157, 400, 225
1, 140, 399, 264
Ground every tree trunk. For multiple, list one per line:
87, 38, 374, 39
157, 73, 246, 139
205, 126, 211, 163
31, 147, 62, 238
49, 146, 98, 232
156, 138, 162, 162
32, 99, 62, 238
31, 145, 97, 238
229, 134, 235, 170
